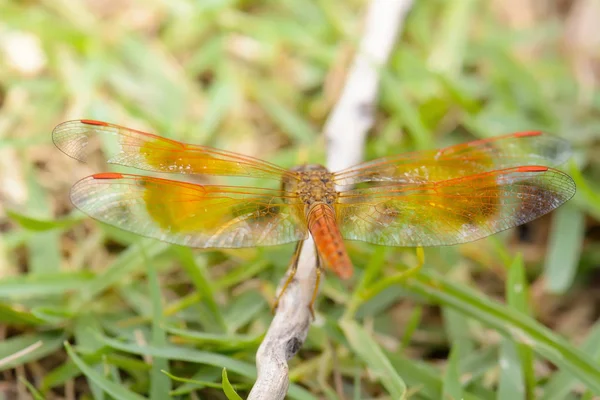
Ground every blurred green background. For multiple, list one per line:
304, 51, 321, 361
1, 0, 600, 399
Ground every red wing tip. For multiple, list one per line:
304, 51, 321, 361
92, 172, 124, 179
517, 166, 548, 172
513, 131, 542, 138
80, 119, 108, 126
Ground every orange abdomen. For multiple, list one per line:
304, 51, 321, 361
307, 203, 353, 279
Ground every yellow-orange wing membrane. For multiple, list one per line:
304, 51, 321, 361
53, 120, 296, 180
333, 132, 571, 185
336, 166, 575, 246
71, 173, 307, 248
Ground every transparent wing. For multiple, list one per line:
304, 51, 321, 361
333, 132, 571, 185
336, 166, 575, 246
53, 119, 296, 180
71, 173, 308, 248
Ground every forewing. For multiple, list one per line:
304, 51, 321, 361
336, 166, 576, 246
53, 120, 294, 180
71, 173, 307, 248
333, 132, 571, 185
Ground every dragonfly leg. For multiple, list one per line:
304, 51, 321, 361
272, 240, 303, 313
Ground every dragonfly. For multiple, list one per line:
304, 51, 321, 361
53, 120, 576, 308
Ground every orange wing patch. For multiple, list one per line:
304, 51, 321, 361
336, 167, 575, 246
53, 120, 297, 180
333, 132, 570, 186
71, 174, 308, 248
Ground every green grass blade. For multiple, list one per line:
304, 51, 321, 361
442, 342, 463, 400
73, 315, 108, 400
544, 204, 585, 293
25, 174, 61, 274
7, 209, 83, 232
0, 303, 45, 325
224, 291, 267, 332
165, 325, 262, 350
168, 367, 225, 395
506, 254, 529, 315
222, 368, 243, 400
0, 271, 94, 299
200, 79, 236, 142
541, 320, 600, 400
19, 376, 45, 400
387, 351, 485, 400
253, 87, 318, 145
401, 306, 423, 349
145, 250, 171, 399
498, 339, 525, 400
344, 246, 387, 318
443, 307, 474, 363
340, 319, 407, 399
380, 72, 434, 151
162, 369, 221, 387
506, 254, 535, 398
462, 345, 500, 385
64, 342, 147, 400
97, 333, 255, 376
404, 269, 600, 394
427, 0, 477, 76
174, 247, 227, 332
74, 240, 169, 305
96, 333, 316, 400
568, 162, 600, 220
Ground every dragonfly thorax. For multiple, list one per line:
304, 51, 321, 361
283, 164, 337, 207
